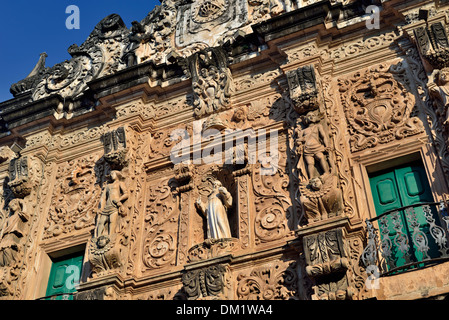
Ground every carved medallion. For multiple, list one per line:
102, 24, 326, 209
192, 0, 229, 24
338, 64, 424, 152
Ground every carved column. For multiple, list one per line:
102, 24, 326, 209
402, 12, 449, 177
287, 65, 343, 227
0, 154, 42, 297
174, 162, 195, 266
87, 126, 132, 278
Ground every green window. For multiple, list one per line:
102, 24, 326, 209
369, 160, 440, 272
45, 253, 84, 300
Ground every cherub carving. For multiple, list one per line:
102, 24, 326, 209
293, 110, 331, 181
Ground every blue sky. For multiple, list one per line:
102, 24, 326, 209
0, 1, 160, 103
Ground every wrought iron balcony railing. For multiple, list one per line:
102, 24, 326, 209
362, 201, 449, 276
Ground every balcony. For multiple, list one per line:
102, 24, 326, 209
362, 202, 449, 277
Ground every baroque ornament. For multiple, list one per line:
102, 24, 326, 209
414, 21, 449, 70
182, 47, 235, 118
142, 179, 178, 270
303, 228, 354, 300
176, 0, 248, 48
287, 65, 320, 115
10, 13, 129, 119
182, 264, 231, 300
338, 63, 424, 152
44, 156, 100, 239
236, 263, 299, 300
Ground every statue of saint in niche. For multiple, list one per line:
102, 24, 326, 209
95, 171, 129, 238
0, 199, 29, 266
196, 179, 233, 240
294, 110, 331, 180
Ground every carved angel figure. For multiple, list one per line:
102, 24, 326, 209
196, 179, 233, 239
94, 171, 128, 238
0, 199, 29, 267
294, 110, 331, 180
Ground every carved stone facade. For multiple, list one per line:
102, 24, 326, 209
1, 0, 449, 302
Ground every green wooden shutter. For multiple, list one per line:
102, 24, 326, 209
369, 161, 439, 271
45, 254, 83, 300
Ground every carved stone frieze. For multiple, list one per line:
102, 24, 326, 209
338, 63, 424, 152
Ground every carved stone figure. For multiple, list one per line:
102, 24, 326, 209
0, 199, 29, 267
94, 171, 129, 238
196, 179, 233, 240
428, 67, 449, 125
293, 110, 331, 181
299, 174, 343, 224
89, 170, 129, 276
123, 21, 145, 67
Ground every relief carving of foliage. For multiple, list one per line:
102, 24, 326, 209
142, 178, 178, 270
236, 262, 299, 300
322, 75, 356, 219
251, 147, 293, 244
43, 154, 104, 239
